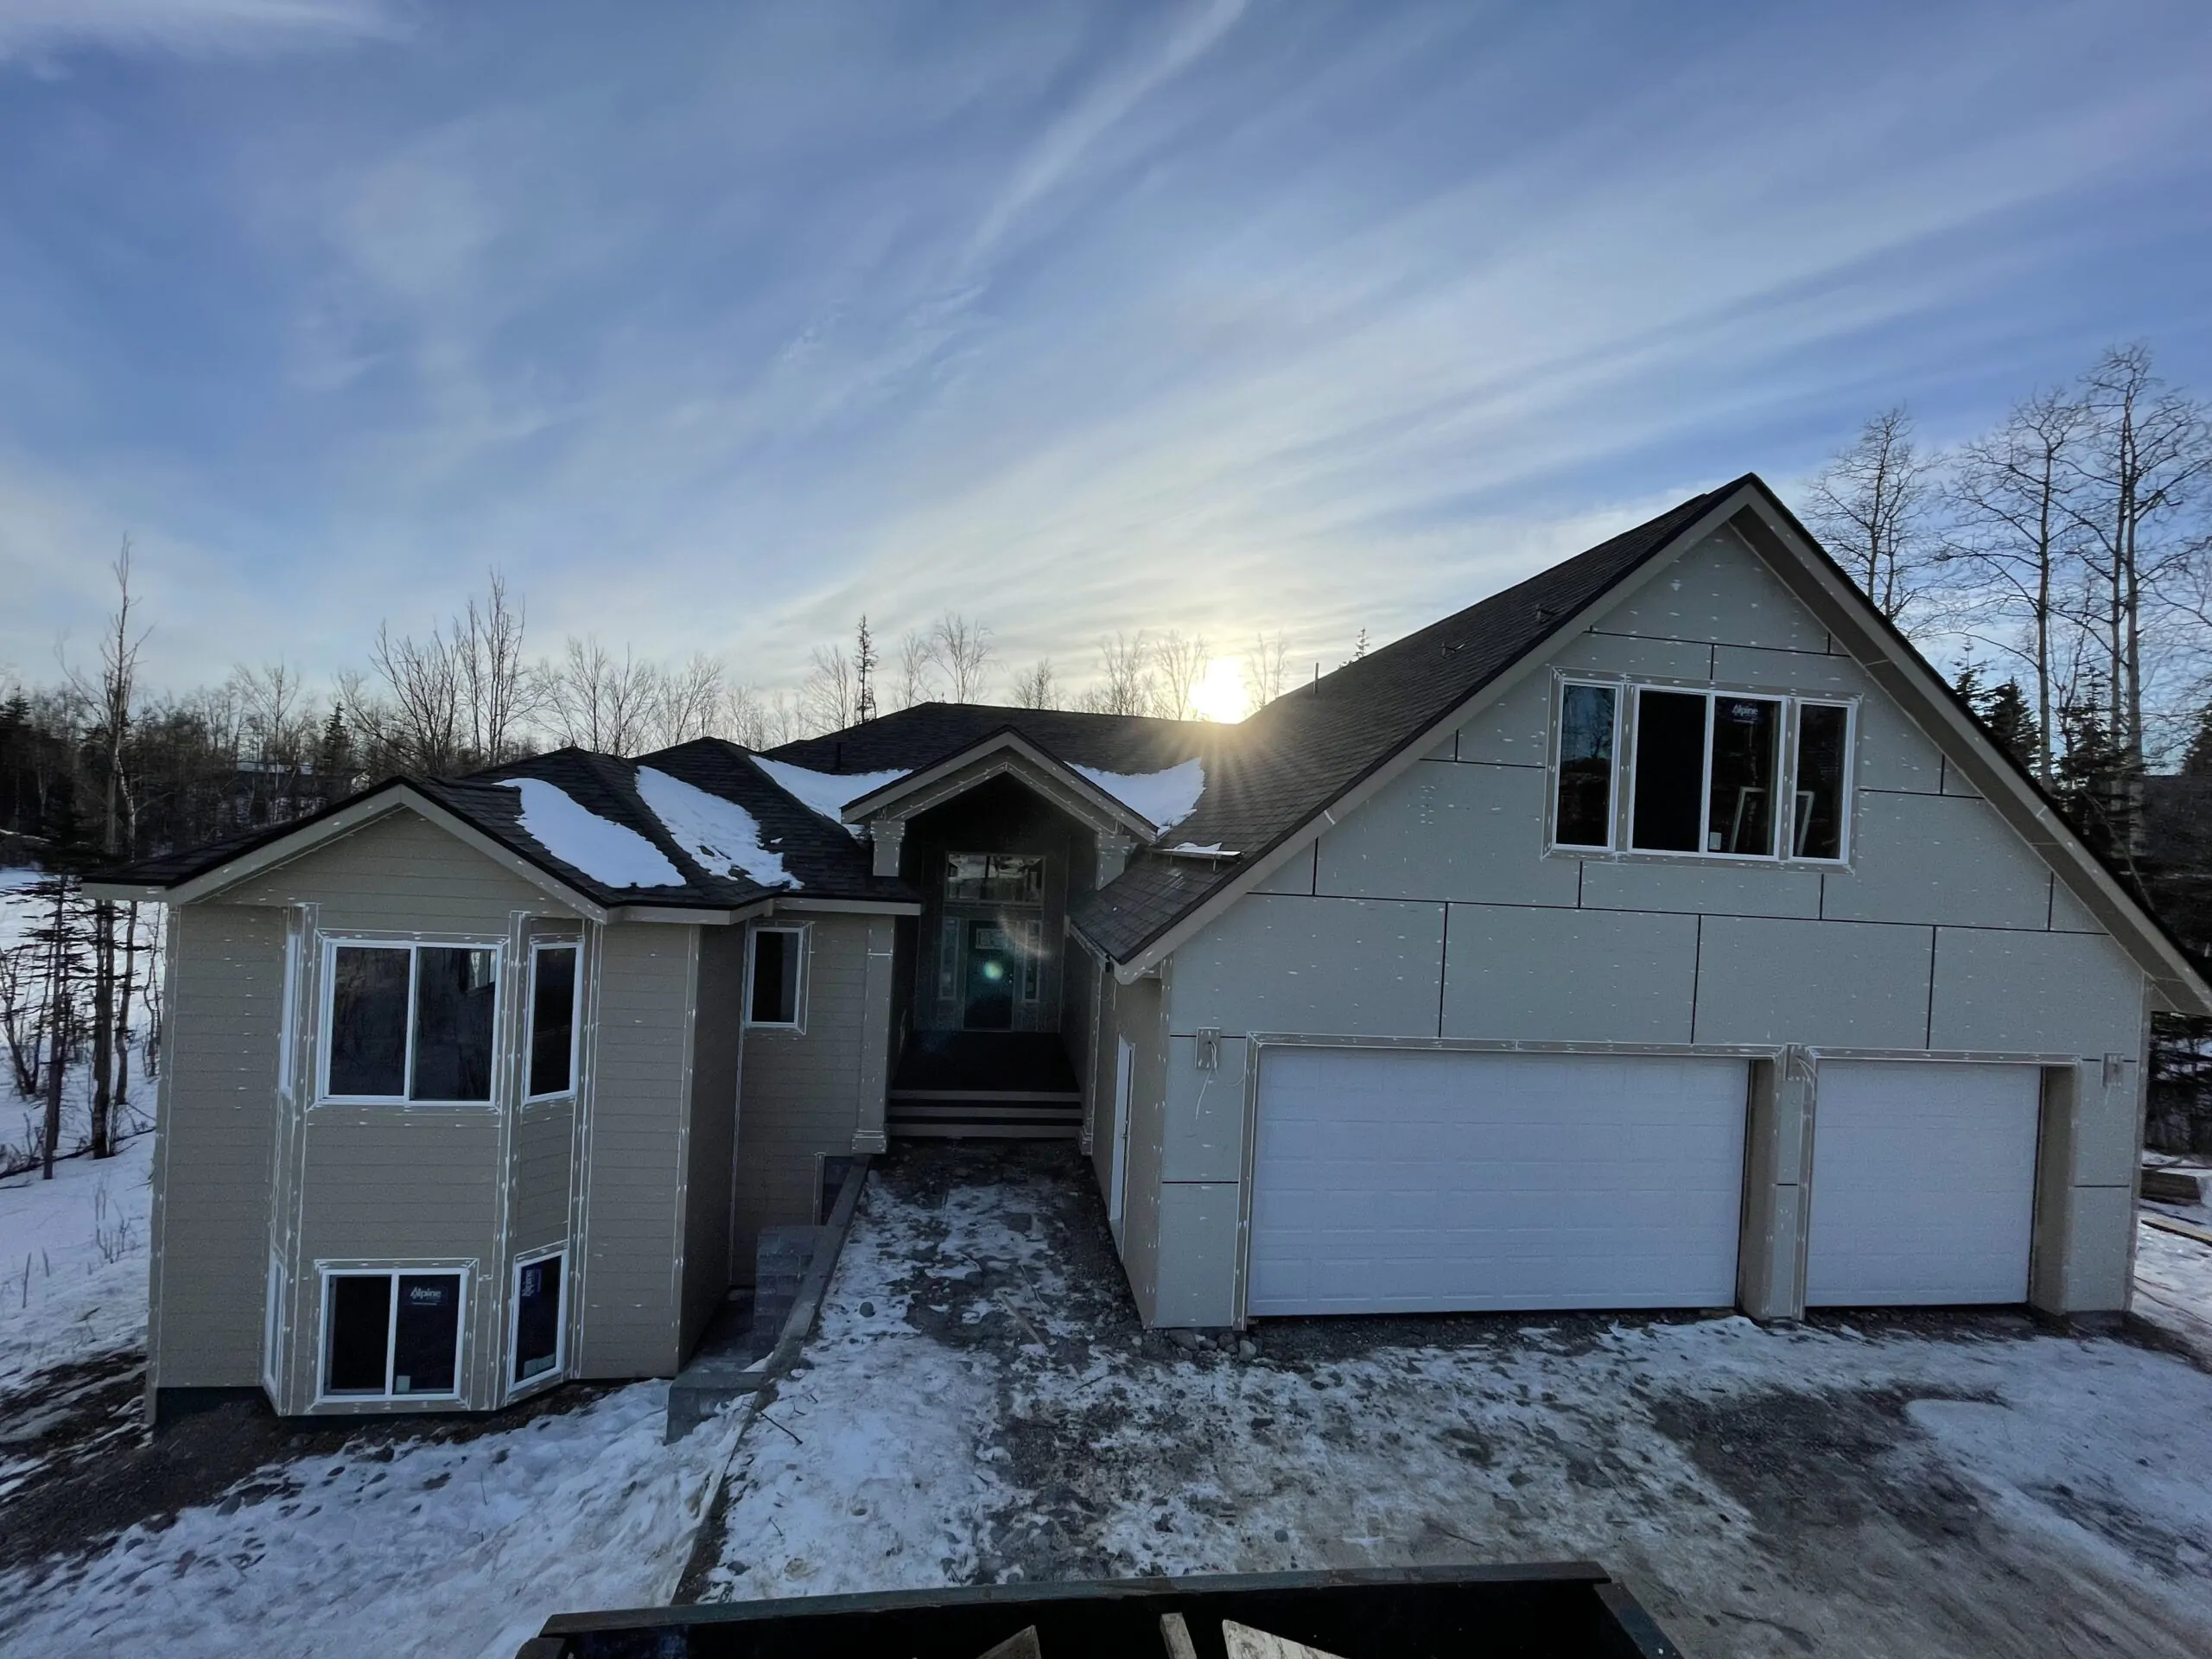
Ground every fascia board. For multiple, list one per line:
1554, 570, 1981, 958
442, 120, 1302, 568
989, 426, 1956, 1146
1728, 493, 2212, 1017
610, 904, 748, 925
162, 790, 610, 923
772, 896, 925, 917
81, 882, 169, 903
854, 733, 1158, 838
1108, 485, 1764, 983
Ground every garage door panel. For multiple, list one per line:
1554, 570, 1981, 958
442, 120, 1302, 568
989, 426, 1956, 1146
1249, 1049, 1748, 1315
1806, 1061, 2039, 1306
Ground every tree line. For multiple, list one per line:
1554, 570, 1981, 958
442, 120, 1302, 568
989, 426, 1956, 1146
5, 338, 2211, 1169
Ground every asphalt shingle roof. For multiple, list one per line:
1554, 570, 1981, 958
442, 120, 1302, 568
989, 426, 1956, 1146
99, 739, 914, 914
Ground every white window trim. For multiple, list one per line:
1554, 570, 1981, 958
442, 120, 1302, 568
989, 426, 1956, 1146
1789, 697, 1858, 863
523, 940, 582, 1103
506, 1245, 569, 1396
262, 1251, 284, 1395
313, 1262, 469, 1405
1548, 677, 1858, 868
316, 938, 504, 1107
743, 923, 810, 1033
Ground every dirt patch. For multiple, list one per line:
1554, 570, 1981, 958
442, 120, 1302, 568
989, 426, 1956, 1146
0, 1345, 620, 1576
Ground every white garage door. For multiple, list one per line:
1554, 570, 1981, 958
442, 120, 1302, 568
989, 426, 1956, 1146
1806, 1061, 2041, 1306
1247, 1048, 1749, 1316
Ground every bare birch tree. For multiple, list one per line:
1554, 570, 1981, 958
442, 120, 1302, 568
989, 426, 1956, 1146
1942, 388, 2089, 784
654, 654, 726, 747
1154, 631, 1209, 721
892, 630, 938, 709
800, 645, 857, 734
1802, 407, 1943, 624
457, 572, 537, 765
930, 613, 994, 703
1243, 632, 1291, 715
66, 544, 145, 1160
1009, 658, 1058, 709
2064, 345, 2211, 785
1084, 632, 1159, 715
545, 638, 664, 754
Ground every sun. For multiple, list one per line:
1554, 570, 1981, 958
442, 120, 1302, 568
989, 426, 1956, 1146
1188, 657, 1248, 723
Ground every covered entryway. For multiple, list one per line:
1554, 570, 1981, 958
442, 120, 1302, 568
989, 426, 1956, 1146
1247, 1047, 1750, 1316
1805, 1060, 2041, 1306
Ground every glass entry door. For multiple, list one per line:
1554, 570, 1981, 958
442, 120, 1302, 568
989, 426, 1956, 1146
963, 919, 1017, 1030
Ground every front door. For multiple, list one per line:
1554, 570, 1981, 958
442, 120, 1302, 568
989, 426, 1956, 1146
963, 920, 1016, 1030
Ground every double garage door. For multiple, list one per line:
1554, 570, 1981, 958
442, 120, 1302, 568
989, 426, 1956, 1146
1246, 1048, 2041, 1317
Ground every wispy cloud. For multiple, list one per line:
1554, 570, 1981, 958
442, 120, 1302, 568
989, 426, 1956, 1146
0, 1, 2208, 701
0, 0, 406, 64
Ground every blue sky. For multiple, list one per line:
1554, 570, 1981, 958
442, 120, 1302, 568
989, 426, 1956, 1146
2, 0, 2209, 710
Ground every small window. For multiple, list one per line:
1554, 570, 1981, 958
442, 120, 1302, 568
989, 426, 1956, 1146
323, 942, 498, 1103
1552, 683, 1618, 849
527, 944, 579, 1099
1020, 918, 1042, 1001
320, 1268, 464, 1401
944, 853, 1044, 905
747, 926, 804, 1027
512, 1250, 566, 1386
1794, 702, 1852, 860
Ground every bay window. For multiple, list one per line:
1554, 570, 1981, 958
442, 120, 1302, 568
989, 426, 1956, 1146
323, 941, 498, 1103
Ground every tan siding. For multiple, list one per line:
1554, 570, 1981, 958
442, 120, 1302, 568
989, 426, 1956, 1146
734, 915, 874, 1277
578, 922, 696, 1377
225, 808, 555, 933
510, 1102, 575, 1255
153, 904, 285, 1388
296, 1113, 504, 1259
681, 926, 745, 1354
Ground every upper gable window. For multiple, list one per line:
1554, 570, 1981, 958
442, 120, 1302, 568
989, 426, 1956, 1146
324, 942, 498, 1103
944, 853, 1044, 906
1551, 681, 1853, 863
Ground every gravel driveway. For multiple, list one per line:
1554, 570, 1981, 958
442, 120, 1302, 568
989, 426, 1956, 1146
687, 1140, 2212, 1658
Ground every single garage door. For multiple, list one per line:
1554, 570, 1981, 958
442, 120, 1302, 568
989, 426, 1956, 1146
1247, 1048, 1749, 1316
1806, 1060, 2041, 1306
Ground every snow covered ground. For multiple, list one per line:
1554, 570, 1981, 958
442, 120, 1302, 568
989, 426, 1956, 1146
0, 1119, 746, 1659
7, 1105, 2212, 1656
0, 868, 162, 1175
0, 1131, 155, 1395
694, 1143, 2212, 1658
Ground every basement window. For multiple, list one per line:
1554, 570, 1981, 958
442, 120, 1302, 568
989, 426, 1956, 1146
320, 1268, 465, 1402
526, 943, 579, 1100
323, 942, 498, 1103
511, 1249, 567, 1387
747, 925, 805, 1028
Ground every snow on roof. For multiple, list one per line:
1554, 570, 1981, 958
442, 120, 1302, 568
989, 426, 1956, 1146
751, 757, 909, 836
636, 767, 798, 890
505, 778, 684, 889
1073, 758, 1205, 834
